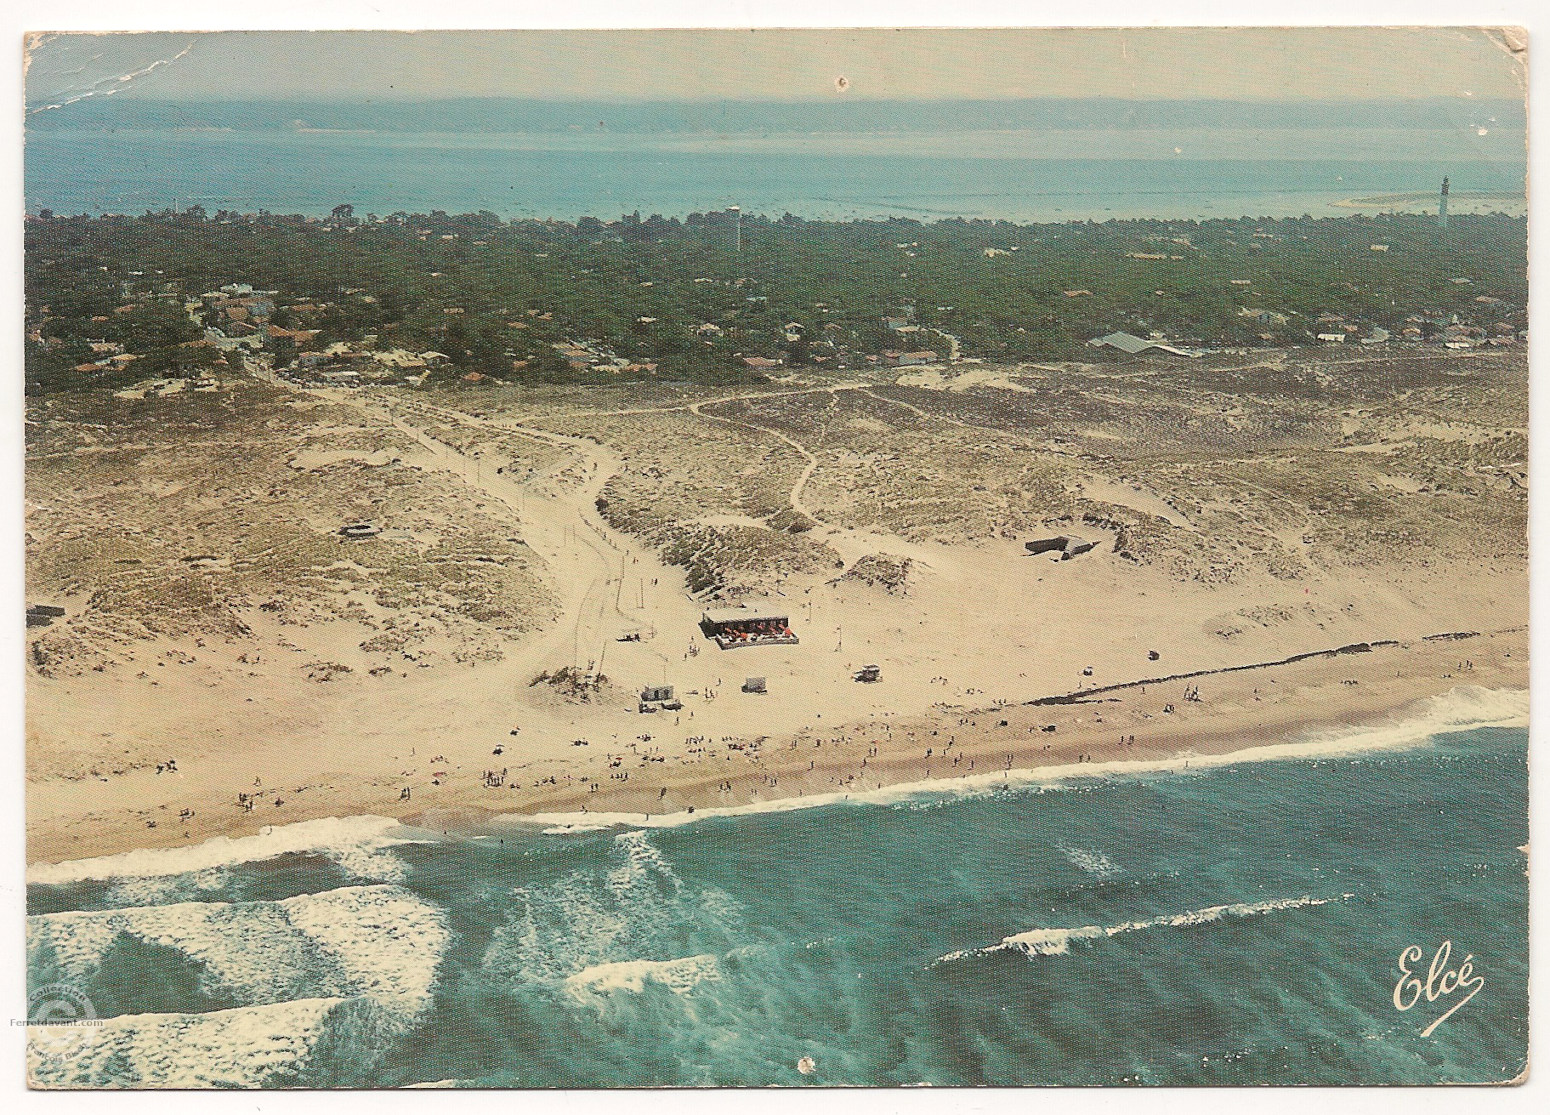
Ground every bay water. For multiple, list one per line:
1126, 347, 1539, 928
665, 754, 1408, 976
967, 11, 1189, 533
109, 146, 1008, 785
25, 125, 1526, 222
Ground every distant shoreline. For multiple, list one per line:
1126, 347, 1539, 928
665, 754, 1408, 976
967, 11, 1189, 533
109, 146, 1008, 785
22, 194, 1531, 227
1334, 190, 1525, 211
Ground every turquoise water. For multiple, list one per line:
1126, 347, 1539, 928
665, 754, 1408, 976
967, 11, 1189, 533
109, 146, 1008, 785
24, 127, 1526, 222
26, 706, 1528, 1088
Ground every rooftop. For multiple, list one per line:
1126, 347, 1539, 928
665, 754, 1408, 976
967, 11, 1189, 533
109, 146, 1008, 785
703, 605, 790, 625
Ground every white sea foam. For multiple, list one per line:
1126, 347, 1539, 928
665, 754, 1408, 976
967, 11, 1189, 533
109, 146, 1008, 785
99, 866, 233, 909
520, 685, 1528, 833
281, 886, 450, 1006
1058, 845, 1122, 880
26, 884, 448, 1088
609, 829, 679, 898
27, 996, 359, 1088
481, 829, 743, 992
322, 841, 411, 884
1292, 683, 1527, 751
30, 898, 332, 1005
27, 815, 413, 886
564, 953, 722, 999
932, 893, 1354, 965
27, 885, 450, 1013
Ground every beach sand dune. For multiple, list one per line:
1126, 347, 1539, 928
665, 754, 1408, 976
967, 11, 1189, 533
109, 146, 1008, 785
25, 348, 1528, 866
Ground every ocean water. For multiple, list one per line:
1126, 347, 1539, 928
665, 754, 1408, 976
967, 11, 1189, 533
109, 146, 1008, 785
24, 127, 1527, 222
26, 688, 1528, 1088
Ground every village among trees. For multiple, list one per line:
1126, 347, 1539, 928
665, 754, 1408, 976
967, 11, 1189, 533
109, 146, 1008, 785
24, 205, 1527, 395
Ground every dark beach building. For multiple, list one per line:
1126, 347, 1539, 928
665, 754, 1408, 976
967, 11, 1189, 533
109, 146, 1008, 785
701, 606, 799, 650
1026, 536, 1098, 560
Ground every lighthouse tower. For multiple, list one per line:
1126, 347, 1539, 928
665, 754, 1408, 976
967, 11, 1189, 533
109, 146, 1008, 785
1438, 177, 1450, 229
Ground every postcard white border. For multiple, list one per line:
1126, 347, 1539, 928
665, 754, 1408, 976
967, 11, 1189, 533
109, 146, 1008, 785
1, 4, 1542, 1115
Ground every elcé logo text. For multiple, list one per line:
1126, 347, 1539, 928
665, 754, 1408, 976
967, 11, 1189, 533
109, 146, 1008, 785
1393, 940, 1483, 1036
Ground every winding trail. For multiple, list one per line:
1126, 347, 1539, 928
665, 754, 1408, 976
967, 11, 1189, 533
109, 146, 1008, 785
688, 386, 956, 570
687, 395, 827, 525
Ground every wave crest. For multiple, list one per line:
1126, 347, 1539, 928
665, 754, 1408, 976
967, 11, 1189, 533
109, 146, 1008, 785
564, 954, 722, 999
934, 894, 1354, 964
25, 995, 402, 1088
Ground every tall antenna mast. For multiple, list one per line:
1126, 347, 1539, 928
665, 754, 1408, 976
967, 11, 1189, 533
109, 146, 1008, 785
1438, 177, 1450, 229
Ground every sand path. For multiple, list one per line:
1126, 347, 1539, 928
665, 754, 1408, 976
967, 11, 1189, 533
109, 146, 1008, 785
332, 393, 696, 682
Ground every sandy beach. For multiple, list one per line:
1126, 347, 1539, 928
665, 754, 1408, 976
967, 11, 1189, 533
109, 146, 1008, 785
25, 349, 1529, 869
24, 624, 1527, 868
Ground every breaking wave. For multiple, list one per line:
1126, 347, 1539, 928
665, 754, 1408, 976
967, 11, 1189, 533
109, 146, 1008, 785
482, 830, 743, 994
27, 815, 415, 887
26, 884, 450, 1086
933, 894, 1354, 965
29, 884, 448, 1007
28, 996, 358, 1088
564, 954, 722, 1000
